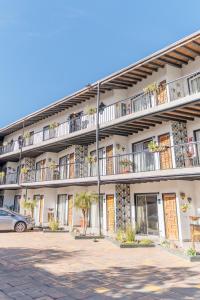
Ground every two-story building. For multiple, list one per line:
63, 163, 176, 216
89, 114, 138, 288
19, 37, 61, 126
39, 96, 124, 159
1, 31, 200, 241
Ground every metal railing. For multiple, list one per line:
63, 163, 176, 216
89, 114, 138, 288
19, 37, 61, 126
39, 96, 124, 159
1, 70, 200, 155
18, 141, 200, 184
0, 172, 18, 185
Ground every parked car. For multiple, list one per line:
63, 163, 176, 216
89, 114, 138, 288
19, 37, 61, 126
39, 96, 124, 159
0, 208, 34, 232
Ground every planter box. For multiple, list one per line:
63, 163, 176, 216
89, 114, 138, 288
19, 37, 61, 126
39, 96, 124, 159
73, 235, 104, 240
107, 237, 155, 248
158, 245, 200, 262
43, 229, 69, 233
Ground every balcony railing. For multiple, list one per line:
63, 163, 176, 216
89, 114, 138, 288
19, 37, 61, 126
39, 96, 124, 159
0, 172, 18, 185
18, 141, 200, 184
1, 71, 200, 156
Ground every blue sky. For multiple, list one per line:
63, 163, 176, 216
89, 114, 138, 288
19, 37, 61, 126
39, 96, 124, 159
0, 0, 200, 127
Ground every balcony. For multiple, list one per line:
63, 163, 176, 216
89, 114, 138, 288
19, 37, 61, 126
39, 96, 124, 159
20, 141, 200, 186
0, 171, 19, 186
1, 70, 200, 157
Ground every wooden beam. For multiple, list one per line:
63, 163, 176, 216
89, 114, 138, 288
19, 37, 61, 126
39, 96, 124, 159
102, 83, 127, 90
158, 57, 182, 68
129, 71, 147, 79
182, 106, 200, 113
162, 112, 193, 121
142, 118, 162, 124
132, 120, 155, 127
116, 77, 137, 84
192, 40, 200, 47
164, 54, 188, 65
173, 49, 195, 61
166, 111, 194, 120
136, 68, 152, 75
155, 114, 187, 122
183, 45, 200, 56
175, 109, 200, 118
140, 65, 158, 72
121, 74, 142, 81
149, 62, 164, 68
110, 80, 133, 87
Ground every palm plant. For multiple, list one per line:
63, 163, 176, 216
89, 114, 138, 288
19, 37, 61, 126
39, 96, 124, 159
22, 199, 37, 218
74, 192, 98, 235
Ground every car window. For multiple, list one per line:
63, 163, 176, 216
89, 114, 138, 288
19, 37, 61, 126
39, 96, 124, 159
0, 210, 10, 216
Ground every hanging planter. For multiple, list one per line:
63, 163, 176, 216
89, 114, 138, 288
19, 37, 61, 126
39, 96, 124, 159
0, 171, 5, 179
86, 156, 97, 164
148, 141, 168, 153
49, 122, 59, 129
180, 203, 190, 213
21, 167, 29, 175
86, 107, 97, 115
143, 82, 158, 94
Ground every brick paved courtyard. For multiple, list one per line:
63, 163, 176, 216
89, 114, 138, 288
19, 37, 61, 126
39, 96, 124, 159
0, 232, 200, 299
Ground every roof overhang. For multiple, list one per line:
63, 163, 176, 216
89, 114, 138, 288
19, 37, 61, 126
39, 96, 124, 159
1, 30, 200, 137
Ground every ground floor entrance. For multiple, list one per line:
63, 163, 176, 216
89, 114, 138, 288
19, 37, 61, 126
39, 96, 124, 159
135, 193, 159, 235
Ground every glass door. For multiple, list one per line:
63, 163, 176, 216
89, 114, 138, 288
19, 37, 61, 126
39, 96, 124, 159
59, 156, 68, 180
57, 195, 67, 226
189, 73, 200, 94
135, 194, 159, 235
133, 139, 155, 172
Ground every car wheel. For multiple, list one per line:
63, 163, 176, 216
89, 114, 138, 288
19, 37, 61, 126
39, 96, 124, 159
14, 222, 27, 232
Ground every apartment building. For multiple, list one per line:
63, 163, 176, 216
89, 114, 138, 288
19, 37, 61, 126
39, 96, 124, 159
1, 31, 200, 241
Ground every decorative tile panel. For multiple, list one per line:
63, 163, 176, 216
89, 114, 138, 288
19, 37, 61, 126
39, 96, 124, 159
171, 122, 188, 168
75, 145, 88, 177
115, 184, 131, 229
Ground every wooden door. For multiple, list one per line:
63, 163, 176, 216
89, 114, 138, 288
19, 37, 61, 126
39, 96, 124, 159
163, 194, 179, 240
106, 145, 113, 175
157, 80, 167, 105
36, 159, 46, 181
158, 134, 172, 170
68, 195, 73, 226
69, 153, 75, 178
39, 196, 44, 224
106, 195, 115, 232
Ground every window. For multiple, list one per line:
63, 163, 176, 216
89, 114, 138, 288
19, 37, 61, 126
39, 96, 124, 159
43, 126, 56, 141
0, 210, 9, 216
188, 72, 200, 94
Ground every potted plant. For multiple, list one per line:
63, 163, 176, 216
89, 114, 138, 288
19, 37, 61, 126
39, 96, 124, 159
20, 167, 29, 175
49, 219, 59, 231
119, 159, 133, 173
143, 82, 158, 94
49, 122, 59, 129
74, 192, 98, 235
86, 155, 97, 164
180, 203, 190, 213
0, 171, 5, 182
148, 141, 168, 153
86, 107, 97, 115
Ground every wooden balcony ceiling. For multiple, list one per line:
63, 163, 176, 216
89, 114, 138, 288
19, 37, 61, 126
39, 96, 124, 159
101, 99, 200, 136
0, 31, 200, 136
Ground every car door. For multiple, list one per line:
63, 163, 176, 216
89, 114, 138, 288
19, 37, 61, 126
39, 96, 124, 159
0, 210, 14, 230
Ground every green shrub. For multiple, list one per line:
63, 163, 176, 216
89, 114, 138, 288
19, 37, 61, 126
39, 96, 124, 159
140, 239, 153, 245
125, 224, 135, 243
186, 247, 197, 257
161, 240, 170, 248
116, 228, 125, 242
49, 219, 59, 231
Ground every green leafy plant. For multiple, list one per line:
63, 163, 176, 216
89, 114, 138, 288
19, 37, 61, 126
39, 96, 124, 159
86, 107, 97, 115
180, 203, 190, 213
21, 167, 29, 175
74, 192, 98, 235
22, 199, 37, 218
143, 82, 158, 93
161, 240, 170, 248
186, 247, 197, 257
23, 132, 31, 139
125, 224, 135, 242
49, 122, 59, 129
86, 155, 97, 164
148, 141, 168, 153
116, 228, 125, 242
49, 219, 59, 231
0, 171, 5, 179
140, 239, 153, 246
119, 159, 133, 167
